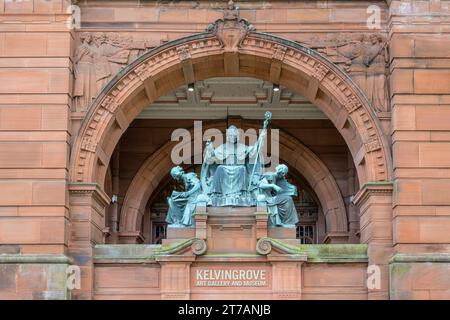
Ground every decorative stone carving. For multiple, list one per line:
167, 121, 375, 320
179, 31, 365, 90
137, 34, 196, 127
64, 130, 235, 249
71, 32, 390, 187
100, 95, 119, 113
206, 0, 255, 52
344, 94, 363, 113
176, 45, 191, 61
73, 32, 96, 112
311, 63, 329, 81
256, 238, 272, 255
300, 33, 389, 112
365, 137, 382, 153
272, 44, 287, 61
81, 137, 97, 153
73, 32, 152, 111
191, 239, 207, 255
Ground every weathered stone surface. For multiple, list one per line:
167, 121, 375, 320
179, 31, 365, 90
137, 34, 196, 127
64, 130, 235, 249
0, 0, 447, 300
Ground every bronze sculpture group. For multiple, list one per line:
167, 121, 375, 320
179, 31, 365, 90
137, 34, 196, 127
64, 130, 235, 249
166, 112, 298, 229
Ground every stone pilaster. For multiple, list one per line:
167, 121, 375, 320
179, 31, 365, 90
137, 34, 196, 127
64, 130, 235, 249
158, 257, 195, 300
353, 182, 394, 300
68, 183, 110, 299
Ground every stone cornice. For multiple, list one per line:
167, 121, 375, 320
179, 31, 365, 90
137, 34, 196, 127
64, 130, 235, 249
68, 182, 111, 207
353, 181, 393, 208
256, 238, 368, 263
93, 240, 368, 264
93, 238, 207, 264
0, 254, 73, 264
390, 253, 450, 264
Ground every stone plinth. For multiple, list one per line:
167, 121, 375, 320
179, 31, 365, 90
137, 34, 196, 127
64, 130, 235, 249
268, 227, 298, 246
268, 227, 296, 239
163, 227, 196, 245
205, 206, 267, 254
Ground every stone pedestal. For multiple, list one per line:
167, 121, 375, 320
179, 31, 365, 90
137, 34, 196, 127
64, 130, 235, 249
163, 206, 268, 251
205, 206, 267, 254
92, 206, 371, 300
163, 227, 195, 245
268, 227, 296, 239
268, 227, 298, 246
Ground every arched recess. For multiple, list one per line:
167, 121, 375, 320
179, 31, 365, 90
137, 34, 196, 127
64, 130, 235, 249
69, 29, 392, 191
119, 121, 348, 240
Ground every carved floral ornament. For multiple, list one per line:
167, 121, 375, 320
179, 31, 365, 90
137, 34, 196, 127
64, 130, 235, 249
71, 3, 390, 184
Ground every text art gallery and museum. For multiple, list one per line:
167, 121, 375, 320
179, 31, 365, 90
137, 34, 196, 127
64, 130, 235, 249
0, 0, 449, 300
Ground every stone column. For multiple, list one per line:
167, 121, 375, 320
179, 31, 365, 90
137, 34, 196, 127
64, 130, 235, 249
353, 182, 393, 300
68, 183, 110, 299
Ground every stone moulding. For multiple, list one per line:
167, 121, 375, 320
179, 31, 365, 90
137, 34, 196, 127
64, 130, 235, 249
93, 238, 207, 264
256, 237, 368, 263
68, 182, 111, 207
389, 253, 450, 264
0, 254, 73, 264
93, 240, 368, 264
353, 181, 393, 208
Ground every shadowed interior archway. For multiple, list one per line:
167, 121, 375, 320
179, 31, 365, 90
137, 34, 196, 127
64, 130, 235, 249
69, 31, 392, 192
119, 121, 348, 241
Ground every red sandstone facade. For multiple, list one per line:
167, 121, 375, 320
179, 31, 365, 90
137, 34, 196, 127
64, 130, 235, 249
0, 0, 449, 300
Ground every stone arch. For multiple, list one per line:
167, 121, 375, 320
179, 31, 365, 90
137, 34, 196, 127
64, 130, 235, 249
69, 30, 392, 192
120, 121, 348, 239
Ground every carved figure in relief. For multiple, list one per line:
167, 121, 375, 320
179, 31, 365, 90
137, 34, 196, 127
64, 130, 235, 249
364, 34, 389, 113
301, 33, 389, 112
73, 32, 151, 110
73, 32, 96, 111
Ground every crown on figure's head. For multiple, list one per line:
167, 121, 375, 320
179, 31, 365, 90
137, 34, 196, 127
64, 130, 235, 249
226, 125, 239, 136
